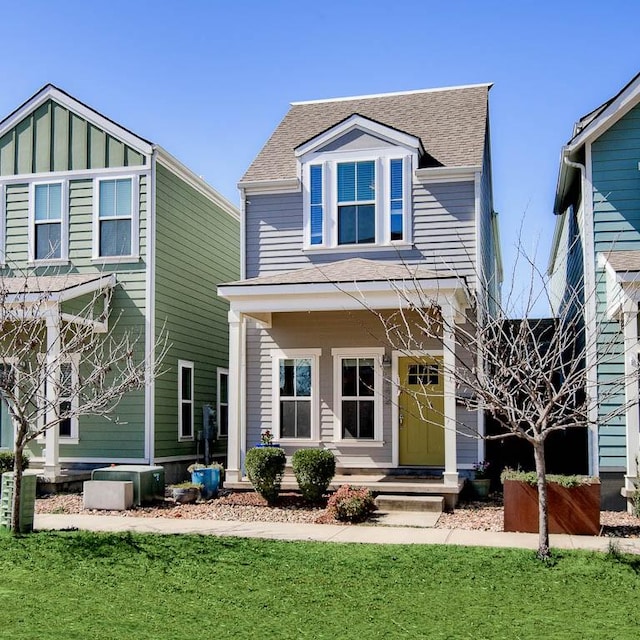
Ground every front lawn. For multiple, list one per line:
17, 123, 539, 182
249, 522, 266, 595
0, 531, 639, 639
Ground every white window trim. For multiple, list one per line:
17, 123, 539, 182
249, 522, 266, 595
92, 175, 140, 262
28, 180, 69, 265
217, 368, 229, 439
0, 183, 5, 266
301, 146, 416, 251
332, 347, 384, 444
36, 354, 80, 444
271, 348, 321, 443
178, 359, 195, 442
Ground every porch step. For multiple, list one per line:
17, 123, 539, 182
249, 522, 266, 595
375, 494, 444, 513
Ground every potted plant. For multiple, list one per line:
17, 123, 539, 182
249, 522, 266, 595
169, 482, 201, 504
187, 462, 224, 499
256, 429, 280, 448
470, 461, 491, 498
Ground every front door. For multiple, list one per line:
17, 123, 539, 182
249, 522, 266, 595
398, 356, 445, 466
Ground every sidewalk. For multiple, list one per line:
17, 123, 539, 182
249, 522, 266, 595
34, 513, 640, 554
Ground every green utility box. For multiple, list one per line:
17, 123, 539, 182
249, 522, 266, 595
91, 465, 164, 506
0, 472, 38, 532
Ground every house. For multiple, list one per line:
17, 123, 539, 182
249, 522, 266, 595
550, 71, 640, 510
218, 83, 501, 498
0, 85, 240, 482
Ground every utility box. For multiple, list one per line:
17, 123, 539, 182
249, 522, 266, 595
91, 465, 164, 506
0, 471, 38, 532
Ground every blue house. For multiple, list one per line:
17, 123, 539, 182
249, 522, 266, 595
550, 71, 640, 510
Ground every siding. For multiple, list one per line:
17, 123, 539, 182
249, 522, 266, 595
153, 163, 240, 459
0, 100, 145, 176
245, 310, 479, 469
591, 102, 640, 470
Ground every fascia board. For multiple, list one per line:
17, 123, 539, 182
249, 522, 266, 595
0, 85, 153, 156
56, 274, 117, 302
238, 178, 300, 195
415, 166, 481, 183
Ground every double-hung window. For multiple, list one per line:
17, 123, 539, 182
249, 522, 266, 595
178, 360, 194, 441
95, 177, 137, 258
31, 182, 66, 261
38, 356, 79, 441
217, 369, 229, 438
332, 348, 384, 442
272, 349, 320, 441
337, 160, 376, 245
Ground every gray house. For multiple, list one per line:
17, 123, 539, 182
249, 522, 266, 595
219, 84, 501, 495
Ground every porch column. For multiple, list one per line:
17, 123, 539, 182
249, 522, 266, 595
622, 300, 639, 512
43, 309, 61, 479
226, 310, 245, 483
442, 303, 458, 487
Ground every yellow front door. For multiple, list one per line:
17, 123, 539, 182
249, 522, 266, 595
398, 356, 445, 466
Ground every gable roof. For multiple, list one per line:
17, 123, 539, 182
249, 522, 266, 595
241, 83, 492, 184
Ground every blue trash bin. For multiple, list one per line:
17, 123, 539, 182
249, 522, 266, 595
190, 468, 220, 499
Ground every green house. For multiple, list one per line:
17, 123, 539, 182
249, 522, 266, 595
0, 85, 239, 482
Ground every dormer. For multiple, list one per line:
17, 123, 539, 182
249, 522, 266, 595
295, 114, 422, 250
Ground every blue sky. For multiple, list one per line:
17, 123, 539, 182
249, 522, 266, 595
2, 0, 639, 304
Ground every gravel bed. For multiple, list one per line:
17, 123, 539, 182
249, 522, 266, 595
36, 491, 640, 537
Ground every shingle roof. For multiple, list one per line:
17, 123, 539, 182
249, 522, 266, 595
602, 250, 640, 273
0, 274, 106, 295
242, 84, 491, 183
222, 258, 439, 287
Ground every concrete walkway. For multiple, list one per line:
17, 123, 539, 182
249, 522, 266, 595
34, 513, 640, 554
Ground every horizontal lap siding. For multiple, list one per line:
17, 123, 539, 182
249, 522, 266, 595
153, 163, 239, 459
592, 103, 640, 470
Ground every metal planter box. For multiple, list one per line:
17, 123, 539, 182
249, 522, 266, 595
91, 465, 164, 506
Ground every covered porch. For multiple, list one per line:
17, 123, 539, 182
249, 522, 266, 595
218, 258, 478, 494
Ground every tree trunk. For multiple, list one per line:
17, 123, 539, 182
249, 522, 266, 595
532, 440, 550, 559
11, 440, 24, 534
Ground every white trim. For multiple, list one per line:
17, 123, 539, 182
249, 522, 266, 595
0, 165, 149, 185
52, 457, 149, 464
238, 178, 300, 195
239, 187, 247, 280
28, 180, 69, 263
0, 183, 6, 265
291, 82, 493, 105
178, 359, 195, 442
145, 151, 157, 463
92, 174, 140, 261
271, 349, 321, 442
331, 347, 384, 444
473, 170, 485, 465
621, 304, 639, 500
302, 243, 414, 256
217, 368, 229, 438
295, 114, 422, 157
415, 166, 481, 183
155, 146, 240, 222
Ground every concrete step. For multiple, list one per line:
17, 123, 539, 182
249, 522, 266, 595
375, 494, 444, 513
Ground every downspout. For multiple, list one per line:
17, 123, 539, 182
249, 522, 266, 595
562, 152, 598, 477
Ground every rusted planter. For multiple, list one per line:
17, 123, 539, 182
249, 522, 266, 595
503, 478, 600, 536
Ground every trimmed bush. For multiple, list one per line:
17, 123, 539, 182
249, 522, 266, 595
327, 485, 376, 523
245, 446, 286, 504
0, 451, 29, 475
292, 449, 336, 502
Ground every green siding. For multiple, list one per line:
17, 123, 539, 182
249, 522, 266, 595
592, 102, 640, 471
0, 100, 145, 176
153, 163, 240, 459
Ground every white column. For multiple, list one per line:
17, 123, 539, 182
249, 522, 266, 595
442, 303, 458, 487
622, 301, 639, 511
225, 310, 244, 483
43, 308, 61, 478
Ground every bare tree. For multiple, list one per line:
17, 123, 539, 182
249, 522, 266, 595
359, 245, 633, 560
0, 271, 167, 533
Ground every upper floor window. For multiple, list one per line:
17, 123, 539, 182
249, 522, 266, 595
337, 161, 375, 245
30, 181, 67, 262
93, 176, 139, 260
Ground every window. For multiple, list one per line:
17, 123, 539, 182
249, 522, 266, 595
408, 363, 439, 386
337, 160, 376, 245
178, 360, 194, 441
31, 182, 66, 261
272, 349, 320, 441
332, 348, 383, 441
217, 369, 229, 438
38, 357, 79, 440
0, 362, 15, 450
95, 177, 138, 258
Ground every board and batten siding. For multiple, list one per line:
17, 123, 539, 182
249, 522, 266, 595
245, 310, 478, 468
244, 179, 476, 284
591, 101, 640, 471
153, 163, 240, 459
2, 175, 148, 460
0, 100, 145, 176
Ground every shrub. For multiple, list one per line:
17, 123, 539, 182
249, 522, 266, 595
0, 451, 29, 475
327, 485, 376, 523
500, 468, 597, 488
245, 446, 286, 504
292, 449, 336, 502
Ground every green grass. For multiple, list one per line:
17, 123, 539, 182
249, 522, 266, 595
1, 531, 639, 639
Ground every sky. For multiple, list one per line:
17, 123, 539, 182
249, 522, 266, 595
2, 0, 639, 310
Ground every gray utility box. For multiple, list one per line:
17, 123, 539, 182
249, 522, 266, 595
91, 465, 164, 506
